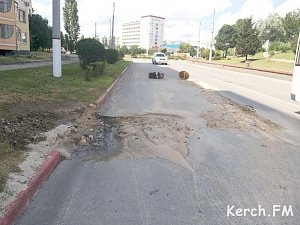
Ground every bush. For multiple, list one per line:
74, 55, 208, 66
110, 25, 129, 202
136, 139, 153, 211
106, 49, 119, 64
269, 41, 291, 52
84, 61, 106, 81
76, 38, 106, 69
201, 49, 215, 60
84, 66, 94, 81
90, 61, 105, 76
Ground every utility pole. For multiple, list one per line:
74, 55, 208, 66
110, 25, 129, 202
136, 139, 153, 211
110, 2, 115, 49
95, 22, 97, 39
209, 8, 215, 62
109, 18, 112, 47
196, 22, 201, 59
52, 0, 61, 77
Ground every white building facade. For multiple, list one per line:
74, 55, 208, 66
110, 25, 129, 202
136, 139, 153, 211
121, 21, 140, 47
121, 15, 165, 50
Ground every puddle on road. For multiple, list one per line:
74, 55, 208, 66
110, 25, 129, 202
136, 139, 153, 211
73, 113, 194, 171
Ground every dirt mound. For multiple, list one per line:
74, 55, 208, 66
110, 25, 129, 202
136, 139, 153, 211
74, 113, 194, 171
199, 91, 281, 133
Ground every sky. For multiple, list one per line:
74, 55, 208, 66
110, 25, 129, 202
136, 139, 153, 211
33, 0, 300, 45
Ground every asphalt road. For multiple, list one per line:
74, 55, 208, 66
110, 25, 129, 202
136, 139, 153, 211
16, 60, 300, 225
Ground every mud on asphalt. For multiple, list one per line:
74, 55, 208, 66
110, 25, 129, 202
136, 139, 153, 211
73, 113, 194, 170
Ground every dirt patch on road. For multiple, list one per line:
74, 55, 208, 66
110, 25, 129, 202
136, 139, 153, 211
199, 90, 281, 132
74, 113, 194, 171
0, 101, 100, 214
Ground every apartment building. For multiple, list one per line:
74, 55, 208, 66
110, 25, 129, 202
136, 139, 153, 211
0, 0, 31, 55
140, 15, 165, 50
121, 15, 165, 50
121, 20, 140, 47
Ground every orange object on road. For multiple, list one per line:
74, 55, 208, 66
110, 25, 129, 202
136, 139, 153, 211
179, 71, 189, 80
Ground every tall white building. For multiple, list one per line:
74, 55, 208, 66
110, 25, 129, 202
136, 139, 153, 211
121, 15, 165, 50
121, 21, 140, 47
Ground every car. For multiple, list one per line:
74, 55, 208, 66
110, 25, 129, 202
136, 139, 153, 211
152, 52, 168, 65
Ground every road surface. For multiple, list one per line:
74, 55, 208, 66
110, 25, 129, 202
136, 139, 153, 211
16, 60, 300, 225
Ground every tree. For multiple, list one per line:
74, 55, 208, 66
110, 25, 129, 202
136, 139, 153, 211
106, 49, 119, 64
235, 18, 261, 60
257, 13, 284, 43
215, 24, 237, 57
282, 9, 300, 52
61, 32, 66, 50
29, 14, 52, 51
129, 45, 146, 56
161, 48, 167, 53
101, 36, 108, 48
76, 38, 106, 69
63, 0, 80, 53
64, 34, 69, 51
178, 43, 196, 56
119, 45, 129, 56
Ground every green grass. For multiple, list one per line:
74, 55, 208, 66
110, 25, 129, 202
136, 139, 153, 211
272, 51, 295, 60
0, 60, 131, 194
0, 60, 131, 104
201, 53, 294, 72
0, 51, 53, 64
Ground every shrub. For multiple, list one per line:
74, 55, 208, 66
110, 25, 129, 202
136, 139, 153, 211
90, 61, 106, 76
83, 61, 106, 81
106, 49, 119, 64
75, 38, 106, 69
84, 65, 94, 81
201, 49, 215, 60
269, 41, 291, 52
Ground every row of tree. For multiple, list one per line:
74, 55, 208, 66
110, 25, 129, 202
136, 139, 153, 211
29, 0, 80, 52
215, 10, 300, 59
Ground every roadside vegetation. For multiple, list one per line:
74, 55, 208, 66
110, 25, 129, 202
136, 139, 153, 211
0, 60, 131, 192
175, 9, 299, 73
0, 51, 52, 64
197, 52, 295, 72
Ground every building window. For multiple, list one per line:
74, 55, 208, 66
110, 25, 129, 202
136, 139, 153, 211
19, 10, 26, 23
0, 0, 12, 13
16, 27, 27, 44
0, 24, 14, 39
21, 32, 27, 43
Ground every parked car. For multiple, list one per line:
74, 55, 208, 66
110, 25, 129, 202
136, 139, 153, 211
152, 52, 168, 65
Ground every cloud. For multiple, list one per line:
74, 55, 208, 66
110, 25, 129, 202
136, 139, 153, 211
32, 0, 300, 43
275, 0, 300, 17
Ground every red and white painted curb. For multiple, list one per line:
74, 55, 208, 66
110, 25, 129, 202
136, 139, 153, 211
0, 151, 61, 225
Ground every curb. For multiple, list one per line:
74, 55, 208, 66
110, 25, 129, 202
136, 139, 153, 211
0, 151, 61, 225
0, 64, 130, 225
95, 65, 129, 109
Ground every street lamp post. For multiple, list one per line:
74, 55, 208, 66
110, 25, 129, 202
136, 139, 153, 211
209, 8, 215, 62
196, 22, 201, 59
52, 0, 61, 77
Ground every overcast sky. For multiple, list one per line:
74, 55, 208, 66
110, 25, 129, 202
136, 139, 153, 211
33, 0, 300, 44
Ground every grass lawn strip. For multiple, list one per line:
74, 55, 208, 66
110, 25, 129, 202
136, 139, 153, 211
0, 60, 131, 195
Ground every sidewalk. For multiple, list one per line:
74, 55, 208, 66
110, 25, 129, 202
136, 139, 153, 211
0, 55, 79, 71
